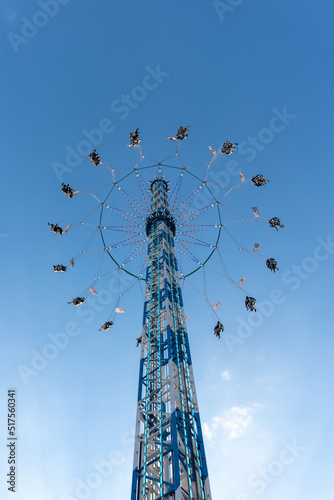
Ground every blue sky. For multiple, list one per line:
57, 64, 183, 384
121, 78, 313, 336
1, 1, 334, 499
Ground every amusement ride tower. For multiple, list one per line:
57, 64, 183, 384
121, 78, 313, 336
131, 176, 211, 500
53, 130, 281, 500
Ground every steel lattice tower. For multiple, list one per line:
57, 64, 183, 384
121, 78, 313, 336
131, 177, 212, 500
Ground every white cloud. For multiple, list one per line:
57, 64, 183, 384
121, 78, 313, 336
202, 422, 214, 442
220, 407, 254, 439
221, 370, 231, 381
203, 404, 260, 443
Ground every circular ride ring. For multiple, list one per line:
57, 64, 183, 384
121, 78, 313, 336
99, 163, 222, 280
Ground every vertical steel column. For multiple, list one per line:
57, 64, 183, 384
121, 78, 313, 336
131, 177, 212, 500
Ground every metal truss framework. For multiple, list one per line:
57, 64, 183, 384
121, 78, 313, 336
131, 178, 212, 500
